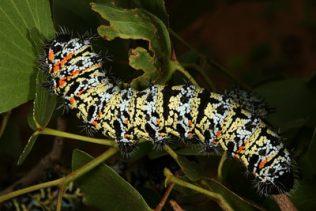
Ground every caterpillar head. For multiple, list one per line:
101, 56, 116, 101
44, 34, 99, 96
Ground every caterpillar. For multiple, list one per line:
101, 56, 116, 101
2, 171, 83, 211
43, 34, 294, 196
2, 183, 82, 211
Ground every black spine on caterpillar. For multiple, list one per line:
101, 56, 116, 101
43, 34, 294, 195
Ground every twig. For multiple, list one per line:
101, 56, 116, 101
0, 147, 118, 203
163, 145, 178, 160
39, 127, 117, 147
169, 200, 184, 211
170, 60, 199, 86
0, 118, 66, 195
164, 168, 234, 211
217, 152, 227, 182
56, 183, 66, 211
154, 183, 175, 211
272, 194, 297, 211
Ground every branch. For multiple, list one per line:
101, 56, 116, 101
154, 183, 175, 211
272, 194, 297, 211
0, 118, 66, 194
169, 200, 184, 211
39, 127, 117, 147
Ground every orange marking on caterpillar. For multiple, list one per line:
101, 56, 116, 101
124, 134, 131, 139
215, 131, 221, 138
60, 53, 73, 66
236, 145, 245, 154
69, 97, 76, 104
58, 77, 67, 87
71, 70, 80, 76
92, 120, 98, 126
156, 119, 161, 125
188, 120, 192, 126
48, 49, 55, 62
53, 64, 60, 72
52, 53, 74, 73
259, 159, 268, 169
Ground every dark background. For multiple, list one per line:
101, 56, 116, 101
0, 0, 315, 210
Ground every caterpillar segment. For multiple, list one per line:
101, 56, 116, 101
44, 35, 294, 195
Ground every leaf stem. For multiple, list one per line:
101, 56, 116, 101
0, 178, 63, 203
217, 152, 227, 181
170, 61, 199, 86
56, 183, 66, 211
164, 168, 233, 211
40, 128, 117, 147
163, 145, 178, 160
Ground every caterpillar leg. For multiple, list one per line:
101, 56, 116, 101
112, 119, 137, 156
117, 138, 138, 156
144, 122, 167, 150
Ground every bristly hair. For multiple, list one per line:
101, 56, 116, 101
225, 87, 275, 118
79, 121, 98, 137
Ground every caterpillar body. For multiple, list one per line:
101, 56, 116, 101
2, 182, 82, 210
44, 34, 294, 195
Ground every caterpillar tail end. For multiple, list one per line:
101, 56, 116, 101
258, 169, 294, 195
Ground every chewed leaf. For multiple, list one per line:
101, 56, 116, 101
0, 0, 55, 112
91, 2, 173, 86
129, 47, 158, 88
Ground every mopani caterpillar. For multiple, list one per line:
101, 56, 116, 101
44, 34, 294, 196
2, 182, 82, 210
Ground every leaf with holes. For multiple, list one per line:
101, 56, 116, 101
129, 47, 158, 88
91, 2, 173, 87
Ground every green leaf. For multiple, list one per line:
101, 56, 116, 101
176, 155, 205, 181
132, 0, 169, 24
32, 71, 56, 128
92, 2, 173, 87
129, 47, 158, 88
0, 0, 55, 112
17, 131, 39, 165
203, 179, 263, 211
72, 149, 151, 211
